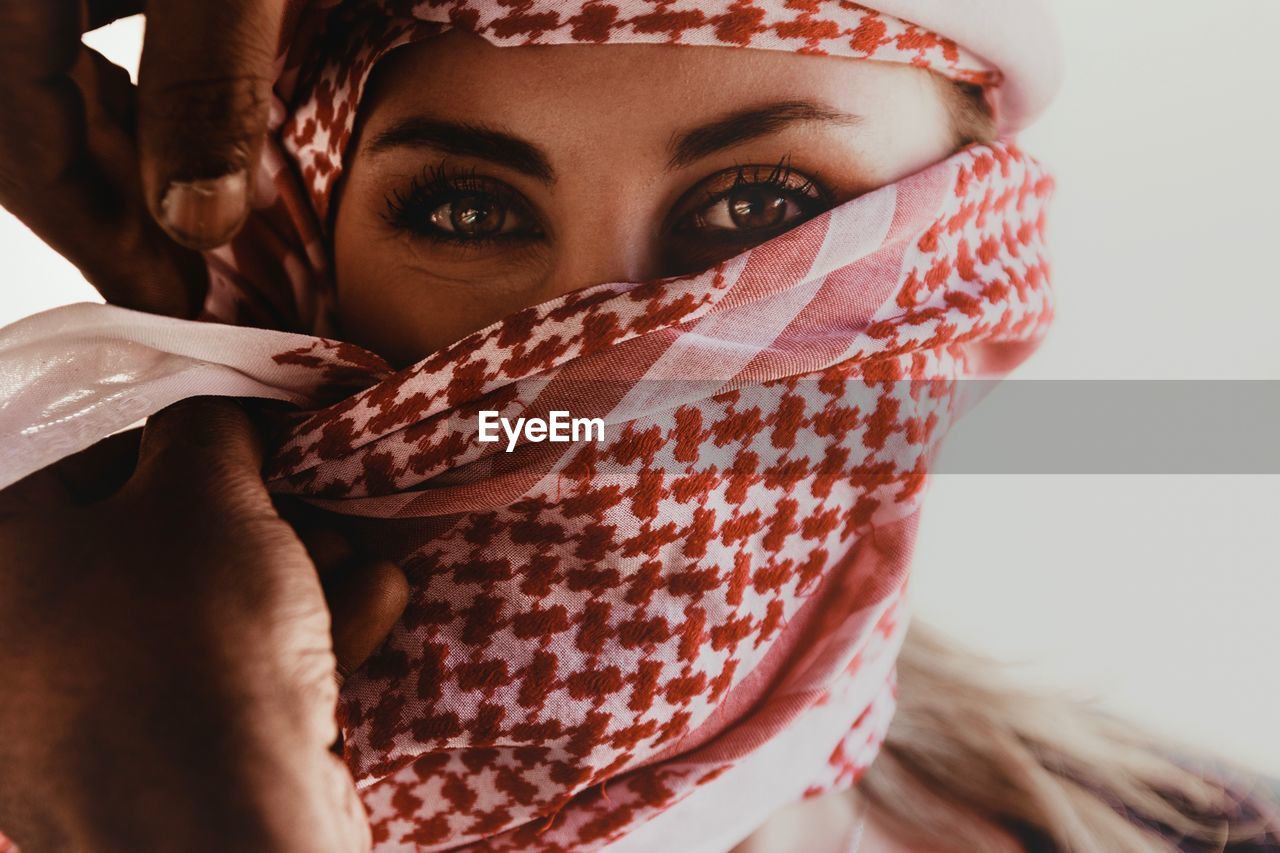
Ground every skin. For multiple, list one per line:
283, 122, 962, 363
0, 5, 404, 846
334, 31, 957, 364
0, 400, 409, 852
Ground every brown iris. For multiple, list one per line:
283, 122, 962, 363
727, 186, 788, 230
435, 193, 505, 236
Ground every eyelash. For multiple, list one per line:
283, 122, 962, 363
379, 156, 831, 248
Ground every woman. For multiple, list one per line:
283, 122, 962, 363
0, 0, 1276, 850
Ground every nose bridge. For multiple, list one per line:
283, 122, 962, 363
542, 197, 664, 298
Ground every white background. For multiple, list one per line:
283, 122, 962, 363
2, 4, 1278, 773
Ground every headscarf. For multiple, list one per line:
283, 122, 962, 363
0, 1, 1058, 849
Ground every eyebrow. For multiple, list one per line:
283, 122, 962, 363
667, 101, 862, 169
366, 118, 556, 182
363, 100, 861, 180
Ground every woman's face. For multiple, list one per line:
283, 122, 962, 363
333, 31, 957, 365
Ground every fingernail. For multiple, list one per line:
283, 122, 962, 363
159, 170, 249, 249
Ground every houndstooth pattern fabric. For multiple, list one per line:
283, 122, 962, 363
250, 140, 1053, 850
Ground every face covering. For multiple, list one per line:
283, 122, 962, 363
0, 1, 1059, 849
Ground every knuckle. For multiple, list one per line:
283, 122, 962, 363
138, 73, 272, 170
292, 641, 340, 699
0, 5, 79, 77
0, 81, 89, 189
198, 465, 271, 511
140, 72, 272, 121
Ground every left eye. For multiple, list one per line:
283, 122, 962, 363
659, 162, 832, 276
669, 162, 831, 238
697, 185, 806, 231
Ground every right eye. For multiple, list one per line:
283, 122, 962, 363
426, 192, 524, 239
384, 166, 543, 246
660, 159, 834, 276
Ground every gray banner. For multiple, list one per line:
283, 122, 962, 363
479, 379, 1280, 475
932, 380, 1280, 474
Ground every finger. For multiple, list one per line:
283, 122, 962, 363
0, 4, 90, 196
77, 42, 136, 138
0, 3, 80, 87
319, 750, 374, 853
0, 4, 139, 187
329, 560, 409, 682
130, 397, 270, 514
46, 426, 143, 504
0, 466, 75, 521
0, 12, 207, 316
303, 527, 356, 581
137, 0, 285, 249
69, 44, 210, 316
275, 497, 356, 580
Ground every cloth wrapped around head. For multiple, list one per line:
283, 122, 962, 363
0, 1, 1059, 849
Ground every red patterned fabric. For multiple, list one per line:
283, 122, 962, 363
259, 141, 1052, 852
0, 145, 1054, 850
0, 2, 1056, 850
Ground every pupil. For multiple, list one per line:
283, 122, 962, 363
728, 187, 787, 229
451, 194, 502, 235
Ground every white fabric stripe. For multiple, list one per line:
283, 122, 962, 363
806, 183, 898, 282
601, 188, 897, 427
602, 290, 820, 426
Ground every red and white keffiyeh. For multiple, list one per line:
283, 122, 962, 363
0, 1, 1057, 850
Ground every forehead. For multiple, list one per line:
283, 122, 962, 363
357, 30, 942, 145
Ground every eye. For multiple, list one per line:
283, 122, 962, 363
700, 184, 802, 231
675, 160, 829, 236
383, 165, 541, 245
429, 192, 509, 238
662, 159, 833, 275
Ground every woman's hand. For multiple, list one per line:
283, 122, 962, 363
0, 1, 285, 317
0, 398, 408, 853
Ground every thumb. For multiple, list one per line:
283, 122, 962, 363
319, 563, 397, 853
329, 559, 410, 685
318, 751, 374, 853
280, 502, 411, 682
129, 396, 271, 516
137, 0, 285, 249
